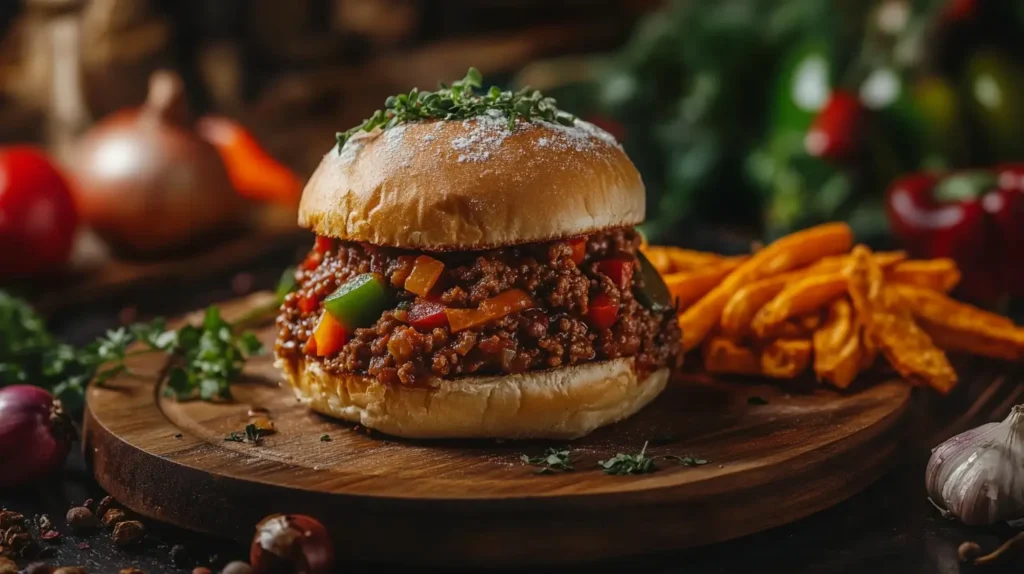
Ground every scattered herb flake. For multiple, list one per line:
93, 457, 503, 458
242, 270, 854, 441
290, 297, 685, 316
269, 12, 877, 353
748, 396, 769, 405
521, 448, 574, 474
664, 455, 710, 467
223, 432, 245, 443
336, 68, 576, 148
599, 441, 657, 475
320, 434, 332, 442
173, 433, 183, 439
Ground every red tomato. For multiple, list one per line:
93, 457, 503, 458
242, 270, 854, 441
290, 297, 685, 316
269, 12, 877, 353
0, 147, 78, 277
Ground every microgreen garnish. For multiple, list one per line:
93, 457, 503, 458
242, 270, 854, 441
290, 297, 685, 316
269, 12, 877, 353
521, 448, 574, 474
320, 434, 332, 442
223, 432, 245, 443
599, 441, 657, 475
335, 67, 576, 149
163, 307, 263, 402
664, 455, 709, 467
748, 396, 769, 405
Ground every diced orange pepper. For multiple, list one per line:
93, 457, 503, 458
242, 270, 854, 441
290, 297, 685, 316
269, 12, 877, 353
445, 289, 536, 332
313, 312, 347, 356
404, 255, 445, 297
569, 238, 587, 264
303, 335, 318, 355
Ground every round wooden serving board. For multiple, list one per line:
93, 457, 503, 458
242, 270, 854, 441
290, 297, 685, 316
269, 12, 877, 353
82, 293, 913, 567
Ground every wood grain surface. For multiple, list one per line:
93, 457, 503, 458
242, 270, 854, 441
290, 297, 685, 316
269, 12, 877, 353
82, 293, 914, 567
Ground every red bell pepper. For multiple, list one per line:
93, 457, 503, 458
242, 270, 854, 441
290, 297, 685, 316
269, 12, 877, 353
408, 299, 449, 330
885, 168, 1021, 301
805, 91, 864, 160
314, 236, 335, 254
597, 257, 634, 290
297, 294, 318, 314
587, 294, 618, 329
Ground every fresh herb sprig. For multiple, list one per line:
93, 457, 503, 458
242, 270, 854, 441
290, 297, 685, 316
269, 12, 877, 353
335, 67, 576, 148
599, 441, 657, 475
0, 290, 263, 410
521, 448, 574, 474
664, 455, 709, 467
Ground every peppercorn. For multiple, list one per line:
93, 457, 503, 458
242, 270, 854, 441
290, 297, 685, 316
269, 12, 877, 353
26, 562, 53, 574
118, 568, 145, 574
0, 556, 16, 574
0, 512, 24, 529
96, 497, 116, 519
102, 509, 127, 528
112, 521, 145, 547
65, 507, 97, 532
53, 568, 87, 574
221, 562, 252, 574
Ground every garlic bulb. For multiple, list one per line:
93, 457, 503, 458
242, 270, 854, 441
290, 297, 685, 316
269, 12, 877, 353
926, 406, 1024, 525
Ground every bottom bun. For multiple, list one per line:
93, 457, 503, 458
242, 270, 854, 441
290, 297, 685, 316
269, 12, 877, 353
276, 355, 668, 439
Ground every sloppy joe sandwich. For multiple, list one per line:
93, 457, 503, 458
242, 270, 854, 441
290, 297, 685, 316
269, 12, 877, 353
275, 69, 681, 439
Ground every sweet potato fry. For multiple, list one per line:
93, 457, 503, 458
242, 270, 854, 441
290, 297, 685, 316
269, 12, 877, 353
642, 246, 727, 274
845, 246, 957, 393
663, 258, 747, 309
887, 259, 961, 293
892, 284, 1024, 360
774, 319, 811, 339
680, 223, 853, 350
702, 337, 761, 376
893, 284, 1015, 329
760, 338, 812, 379
717, 252, 902, 339
813, 298, 861, 389
751, 273, 848, 339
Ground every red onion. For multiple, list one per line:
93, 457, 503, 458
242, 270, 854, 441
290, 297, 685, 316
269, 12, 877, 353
0, 385, 74, 487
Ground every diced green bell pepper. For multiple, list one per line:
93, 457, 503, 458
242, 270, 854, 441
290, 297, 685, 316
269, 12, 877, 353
323, 273, 390, 329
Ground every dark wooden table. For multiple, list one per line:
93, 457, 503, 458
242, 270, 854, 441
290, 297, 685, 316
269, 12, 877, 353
3, 240, 1022, 574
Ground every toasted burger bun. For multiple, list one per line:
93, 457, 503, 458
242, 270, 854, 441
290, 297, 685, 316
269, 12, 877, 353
298, 116, 645, 250
277, 355, 668, 439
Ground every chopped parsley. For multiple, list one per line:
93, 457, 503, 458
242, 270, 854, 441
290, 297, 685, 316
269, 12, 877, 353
521, 448, 574, 474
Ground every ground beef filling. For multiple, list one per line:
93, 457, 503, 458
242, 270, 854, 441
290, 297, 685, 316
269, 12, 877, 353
276, 228, 681, 386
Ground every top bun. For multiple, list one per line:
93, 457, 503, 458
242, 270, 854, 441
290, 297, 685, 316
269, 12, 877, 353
298, 115, 644, 250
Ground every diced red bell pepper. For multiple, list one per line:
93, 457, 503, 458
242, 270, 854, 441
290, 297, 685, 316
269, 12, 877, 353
404, 255, 445, 297
314, 236, 335, 254
313, 311, 347, 357
805, 91, 864, 160
445, 289, 536, 333
569, 238, 587, 265
300, 251, 323, 272
297, 295, 318, 314
587, 293, 618, 329
408, 299, 449, 330
597, 257, 634, 290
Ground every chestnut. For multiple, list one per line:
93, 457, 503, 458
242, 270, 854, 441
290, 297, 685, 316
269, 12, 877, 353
250, 514, 333, 574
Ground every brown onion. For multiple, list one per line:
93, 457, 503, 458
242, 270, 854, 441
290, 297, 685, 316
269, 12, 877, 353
70, 70, 248, 256
250, 514, 333, 574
